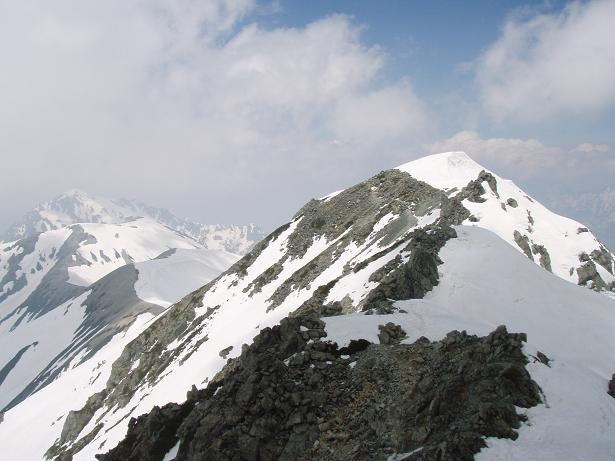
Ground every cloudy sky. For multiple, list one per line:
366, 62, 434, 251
1, 0, 614, 242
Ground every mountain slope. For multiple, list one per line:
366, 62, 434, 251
96, 224, 615, 460
0, 217, 239, 411
2, 189, 265, 255
397, 152, 615, 292
1, 152, 614, 460
0, 189, 259, 410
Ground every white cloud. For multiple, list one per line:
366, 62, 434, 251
0, 1, 428, 227
574, 143, 610, 153
332, 82, 427, 142
426, 131, 564, 177
475, 0, 615, 121
426, 131, 615, 186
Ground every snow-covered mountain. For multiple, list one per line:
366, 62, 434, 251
0, 216, 240, 411
398, 153, 615, 293
2, 189, 265, 255
1, 152, 614, 460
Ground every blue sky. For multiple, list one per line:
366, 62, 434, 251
270, 0, 528, 81
0, 0, 613, 242
266, 0, 615, 146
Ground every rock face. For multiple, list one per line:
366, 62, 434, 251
97, 318, 541, 461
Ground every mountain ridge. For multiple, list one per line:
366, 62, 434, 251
1, 152, 614, 460
0, 217, 240, 411
0, 187, 255, 411
2, 189, 264, 255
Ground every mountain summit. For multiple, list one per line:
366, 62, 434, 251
1, 152, 614, 461
398, 152, 615, 292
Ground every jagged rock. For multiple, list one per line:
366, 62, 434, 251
218, 346, 233, 358
533, 351, 551, 367
97, 319, 541, 461
506, 198, 518, 208
590, 247, 614, 274
292, 281, 344, 318
608, 374, 615, 398
338, 339, 371, 356
377, 323, 407, 345
186, 385, 201, 402
363, 226, 456, 313
46, 390, 106, 459
532, 244, 552, 272
577, 261, 607, 291
94, 402, 193, 461
457, 170, 499, 203
513, 231, 534, 261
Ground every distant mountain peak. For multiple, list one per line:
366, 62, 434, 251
1, 191, 264, 254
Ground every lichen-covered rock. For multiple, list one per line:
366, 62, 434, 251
96, 319, 541, 461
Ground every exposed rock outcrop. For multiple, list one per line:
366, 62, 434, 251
577, 261, 607, 291
506, 198, 518, 208
591, 247, 614, 274
513, 231, 534, 261
532, 244, 552, 272
97, 318, 541, 461
377, 323, 407, 345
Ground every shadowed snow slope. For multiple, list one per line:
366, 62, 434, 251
134, 248, 240, 308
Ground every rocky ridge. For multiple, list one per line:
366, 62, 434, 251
96, 317, 541, 461
46, 167, 472, 459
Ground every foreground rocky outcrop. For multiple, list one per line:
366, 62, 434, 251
97, 316, 541, 461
